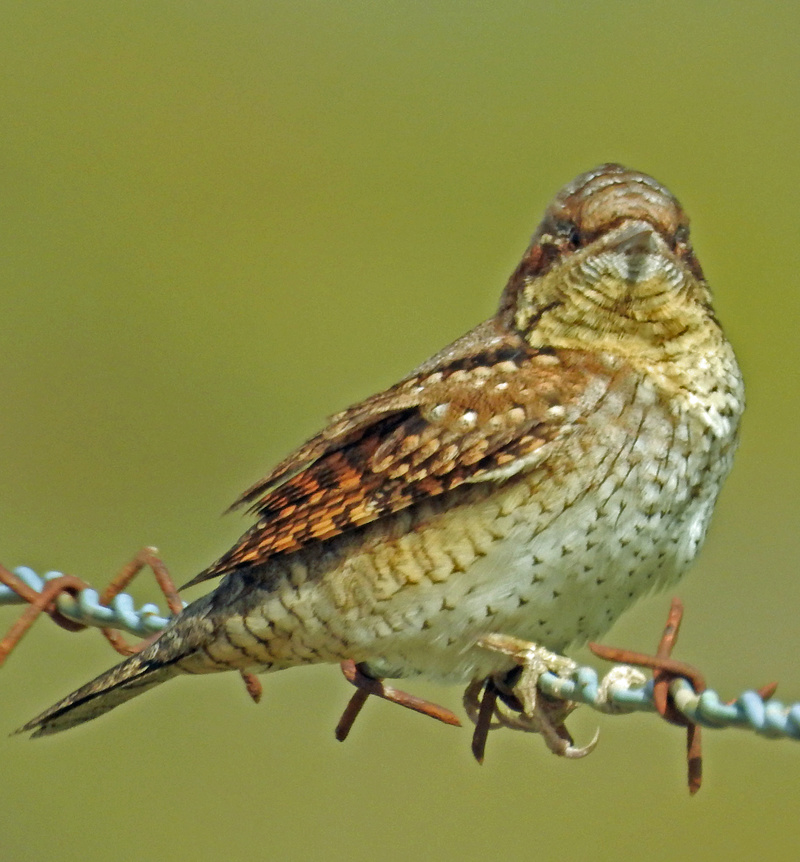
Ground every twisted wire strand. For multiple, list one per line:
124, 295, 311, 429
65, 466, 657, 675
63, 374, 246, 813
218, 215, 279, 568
3, 567, 798, 742
537, 666, 800, 741
1, 566, 182, 637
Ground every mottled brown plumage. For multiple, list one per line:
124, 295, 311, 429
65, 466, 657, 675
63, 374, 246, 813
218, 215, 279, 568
184, 335, 589, 582
19, 164, 744, 738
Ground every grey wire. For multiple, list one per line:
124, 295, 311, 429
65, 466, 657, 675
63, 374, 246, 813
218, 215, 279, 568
1, 566, 180, 637
3, 566, 798, 742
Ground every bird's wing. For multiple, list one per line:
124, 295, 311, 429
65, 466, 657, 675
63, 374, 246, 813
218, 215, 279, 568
183, 331, 596, 588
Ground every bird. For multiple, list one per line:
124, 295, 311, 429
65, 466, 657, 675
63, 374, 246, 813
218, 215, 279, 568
18, 163, 744, 738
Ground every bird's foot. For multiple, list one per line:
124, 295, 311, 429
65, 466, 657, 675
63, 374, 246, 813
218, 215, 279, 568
467, 634, 598, 763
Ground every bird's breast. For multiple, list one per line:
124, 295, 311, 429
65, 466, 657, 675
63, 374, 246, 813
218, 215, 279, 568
204, 366, 739, 684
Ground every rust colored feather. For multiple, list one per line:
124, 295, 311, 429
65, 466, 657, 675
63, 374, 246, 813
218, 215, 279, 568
182, 331, 589, 588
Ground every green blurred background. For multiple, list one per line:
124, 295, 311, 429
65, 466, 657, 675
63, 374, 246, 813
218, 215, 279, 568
1, 3, 798, 860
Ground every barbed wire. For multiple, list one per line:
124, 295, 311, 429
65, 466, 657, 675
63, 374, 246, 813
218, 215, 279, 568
1, 565, 181, 637
2, 566, 797, 743
3, 563, 798, 794
538, 663, 800, 740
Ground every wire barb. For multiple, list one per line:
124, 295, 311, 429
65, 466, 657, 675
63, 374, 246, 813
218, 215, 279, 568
335, 660, 461, 741
0, 554, 262, 701
590, 598, 707, 792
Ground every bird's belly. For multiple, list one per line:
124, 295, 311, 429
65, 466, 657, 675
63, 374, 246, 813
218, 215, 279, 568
212, 407, 735, 684
309, 453, 722, 683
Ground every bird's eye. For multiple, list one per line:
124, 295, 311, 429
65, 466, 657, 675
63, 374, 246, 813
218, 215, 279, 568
674, 224, 690, 246
555, 221, 581, 248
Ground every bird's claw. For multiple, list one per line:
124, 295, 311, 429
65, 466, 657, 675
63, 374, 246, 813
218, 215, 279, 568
468, 633, 599, 762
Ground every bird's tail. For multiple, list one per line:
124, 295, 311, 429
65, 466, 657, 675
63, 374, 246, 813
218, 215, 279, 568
16, 643, 184, 738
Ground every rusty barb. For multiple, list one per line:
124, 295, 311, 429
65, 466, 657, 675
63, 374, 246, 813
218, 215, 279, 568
2, 558, 795, 793
590, 597, 707, 793
589, 598, 778, 794
0, 549, 181, 668
335, 660, 461, 741
589, 598, 706, 794
0, 550, 263, 703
